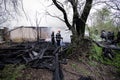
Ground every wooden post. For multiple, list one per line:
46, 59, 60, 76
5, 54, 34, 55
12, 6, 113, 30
3, 27, 10, 42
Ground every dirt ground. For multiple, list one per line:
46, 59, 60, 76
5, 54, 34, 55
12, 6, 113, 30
17, 59, 119, 80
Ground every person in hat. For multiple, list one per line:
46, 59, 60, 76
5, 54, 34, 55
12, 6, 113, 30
56, 30, 63, 46
51, 31, 55, 45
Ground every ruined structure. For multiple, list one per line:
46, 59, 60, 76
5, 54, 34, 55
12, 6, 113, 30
10, 26, 51, 42
0, 27, 10, 42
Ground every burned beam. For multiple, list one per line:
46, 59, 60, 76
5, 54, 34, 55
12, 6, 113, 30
52, 47, 64, 80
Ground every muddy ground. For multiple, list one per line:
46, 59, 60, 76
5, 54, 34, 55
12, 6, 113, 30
17, 59, 119, 80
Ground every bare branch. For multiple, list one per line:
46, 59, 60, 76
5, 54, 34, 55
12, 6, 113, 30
68, 0, 79, 27
47, 2, 54, 7
35, 11, 42, 27
0, 0, 21, 25
0, 0, 3, 5
20, 0, 33, 26
0, 16, 8, 24
46, 11, 65, 22
52, 0, 72, 30
105, 1, 120, 11
92, 0, 120, 11
57, 1, 64, 8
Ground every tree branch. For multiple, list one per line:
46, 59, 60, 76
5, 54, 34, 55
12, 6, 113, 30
20, 0, 33, 26
80, 0, 93, 23
68, 0, 79, 28
105, 2, 120, 11
46, 11, 65, 22
52, 0, 72, 30
0, 16, 8, 24
0, 0, 3, 5
56, 1, 64, 8
93, 0, 120, 11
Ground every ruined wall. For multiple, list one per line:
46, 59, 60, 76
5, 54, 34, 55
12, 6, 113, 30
10, 27, 51, 42
0, 27, 10, 42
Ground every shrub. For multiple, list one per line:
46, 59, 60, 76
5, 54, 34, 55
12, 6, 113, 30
90, 43, 120, 75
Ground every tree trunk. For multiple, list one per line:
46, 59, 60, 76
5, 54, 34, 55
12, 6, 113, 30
52, 0, 93, 47
76, 0, 93, 38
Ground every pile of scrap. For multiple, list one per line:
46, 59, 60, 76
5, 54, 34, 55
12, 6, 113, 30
0, 41, 68, 80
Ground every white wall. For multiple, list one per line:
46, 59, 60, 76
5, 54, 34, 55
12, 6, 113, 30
10, 27, 51, 42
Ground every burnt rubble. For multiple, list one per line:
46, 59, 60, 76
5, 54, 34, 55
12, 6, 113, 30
0, 41, 68, 80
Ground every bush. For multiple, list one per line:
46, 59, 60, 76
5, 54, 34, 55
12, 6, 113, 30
90, 43, 120, 74
89, 43, 103, 62
0, 64, 25, 80
104, 53, 120, 72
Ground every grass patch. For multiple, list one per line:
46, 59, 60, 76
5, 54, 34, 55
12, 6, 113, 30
0, 64, 25, 80
89, 43, 120, 76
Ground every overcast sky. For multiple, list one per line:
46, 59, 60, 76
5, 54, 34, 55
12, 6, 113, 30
14, 0, 66, 28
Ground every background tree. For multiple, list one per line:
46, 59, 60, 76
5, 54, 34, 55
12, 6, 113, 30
89, 6, 119, 41
93, 7, 113, 30
93, 0, 120, 30
0, 0, 22, 27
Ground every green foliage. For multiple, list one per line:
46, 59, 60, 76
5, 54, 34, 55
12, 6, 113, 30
89, 43, 103, 62
88, 61, 98, 67
89, 43, 120, 73
71, 63, 77, 69
95, 21, 116, 33
66, 45, 73, 56
92, 6, 111, 26
0, 64, 25, 80
103, 53, 120, 72
70, 63, 90, 76
89, 6, 118, 38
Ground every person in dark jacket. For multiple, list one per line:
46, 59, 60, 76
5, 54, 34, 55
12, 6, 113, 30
116, 31, 120, 43
56, 30, 63, 46
51, 31, 55, 45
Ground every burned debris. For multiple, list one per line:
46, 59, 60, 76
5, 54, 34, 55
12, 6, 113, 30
0, 26, 70, 80
0, 40, 68, 80
94, 30, 120, 60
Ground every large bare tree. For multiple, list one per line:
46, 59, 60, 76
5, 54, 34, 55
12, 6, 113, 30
52, 0, 93, 41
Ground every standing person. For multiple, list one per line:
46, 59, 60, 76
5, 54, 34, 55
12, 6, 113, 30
117, 31, 120, 43
56, 30, 63, 46
51, 31, 55, 45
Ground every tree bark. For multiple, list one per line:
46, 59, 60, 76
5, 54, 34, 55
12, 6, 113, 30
76, 0, 93, 37
52, 0, 72, 30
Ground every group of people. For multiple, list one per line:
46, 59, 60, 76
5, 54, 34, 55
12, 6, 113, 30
100, 30, 114, 42
51, 30, 63, 46
100, 30, 120, 44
